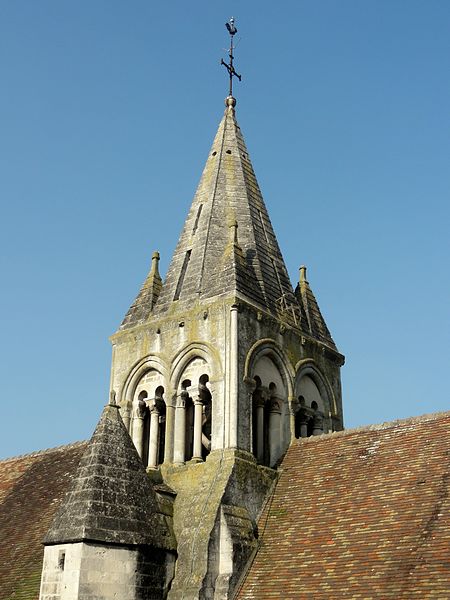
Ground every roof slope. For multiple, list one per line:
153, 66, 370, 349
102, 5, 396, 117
44, 402, 175, 549
237, 412, 450, 599
0, 442, 87, 600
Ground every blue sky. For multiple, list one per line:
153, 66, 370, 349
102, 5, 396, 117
1, 1, 449, 458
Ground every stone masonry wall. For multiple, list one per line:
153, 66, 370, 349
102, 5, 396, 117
39, 542, 172, 600
161, 449, 276, 600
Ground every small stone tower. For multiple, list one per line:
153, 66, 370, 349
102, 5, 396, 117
108, 94, 345, 598
39, 399, 176, 600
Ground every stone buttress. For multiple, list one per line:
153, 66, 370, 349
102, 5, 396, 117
108, 96, 345, 599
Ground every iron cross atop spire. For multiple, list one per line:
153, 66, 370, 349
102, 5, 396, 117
221, 17, 242, 99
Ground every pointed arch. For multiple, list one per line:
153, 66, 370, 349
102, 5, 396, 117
120, 355, 170, 405
170, 341, 223, 391
244, 339, 295, 467
244, 338, 295, 398
294, 359, 336, 416
170, 342, 222, 464
118, 355, 170, 468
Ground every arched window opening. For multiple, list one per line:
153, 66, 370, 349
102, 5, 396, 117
134, 390, 150, 465
311, 404, 324, 436
267, 384, 283, 467
252, 378, 283, 466
131, 369, 168, 464
263, 384, 278, 466
294, 377, 326, 438
146, 386, 166, 468
252, 377, 265, 464
251, 359, 288, 467
132, 391, 149, 462
173, 354, 213, 465
171, 352, 218, 465
294, 396, 306, 438
199, 374, 212, 460
180, 379, 194, 461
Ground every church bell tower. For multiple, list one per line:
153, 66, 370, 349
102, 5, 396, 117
109, 18, 344, 599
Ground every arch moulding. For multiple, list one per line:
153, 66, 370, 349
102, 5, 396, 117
244, 338, 295, 398
294, 358, 336, 415
170, 341, 223, 391
120, 354, 170, 406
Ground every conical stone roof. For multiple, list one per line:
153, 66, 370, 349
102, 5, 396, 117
43, 402, 175, 550
295, 266, 337, 350
121, 251, 163, 329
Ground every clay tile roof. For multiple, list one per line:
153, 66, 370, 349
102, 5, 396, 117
237, 411, 450, 599
0, 442, 87, 600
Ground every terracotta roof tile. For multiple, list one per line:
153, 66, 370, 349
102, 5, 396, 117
0, 442, 86, 600
237, 412, 450, 599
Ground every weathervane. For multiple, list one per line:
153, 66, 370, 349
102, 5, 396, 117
221, 17, 241, 98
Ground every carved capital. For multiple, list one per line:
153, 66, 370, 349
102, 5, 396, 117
243, 376, 257, 392
135, 399, 147, 419
253, 386, 268, 409
148, 397, 165, 415
313, 411, 324, 428
254, 396, 266, 409
176, 390, 189, 409
297, 407, 312, 425
268, 396, 283, 414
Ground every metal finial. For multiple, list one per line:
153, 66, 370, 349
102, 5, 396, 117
221, 17, 242, 99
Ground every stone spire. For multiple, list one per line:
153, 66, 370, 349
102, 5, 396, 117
121, 251, 162, 329
153, 98, 297, 316
295, 265, 337, 349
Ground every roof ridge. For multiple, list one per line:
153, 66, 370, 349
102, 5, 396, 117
295, 410, 450, 445
0, 440, 87, 464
